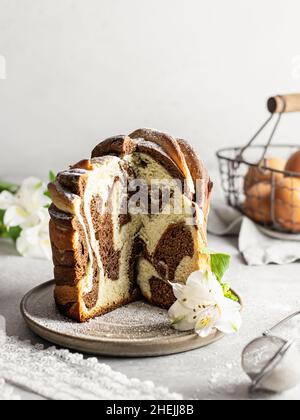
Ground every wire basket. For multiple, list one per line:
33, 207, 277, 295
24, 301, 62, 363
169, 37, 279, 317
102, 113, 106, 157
217, 94, 300, 234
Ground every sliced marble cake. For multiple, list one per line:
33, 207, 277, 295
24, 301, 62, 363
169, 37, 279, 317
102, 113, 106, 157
49, 129, 213, 322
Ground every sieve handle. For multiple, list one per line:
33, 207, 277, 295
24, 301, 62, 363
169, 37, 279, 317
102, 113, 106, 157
263, 310, 300, 336
268, 93, 300, 114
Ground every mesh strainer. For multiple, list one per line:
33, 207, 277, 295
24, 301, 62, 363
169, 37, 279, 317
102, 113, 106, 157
242, 311, 300, 393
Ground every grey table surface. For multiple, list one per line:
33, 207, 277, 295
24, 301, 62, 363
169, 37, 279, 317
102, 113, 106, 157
1, 234, 300, 401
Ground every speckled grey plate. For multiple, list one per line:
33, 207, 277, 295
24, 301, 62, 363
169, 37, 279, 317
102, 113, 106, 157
21, 280, 236, 357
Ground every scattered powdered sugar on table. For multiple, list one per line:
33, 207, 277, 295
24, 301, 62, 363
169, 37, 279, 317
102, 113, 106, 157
208, 361, 245, 398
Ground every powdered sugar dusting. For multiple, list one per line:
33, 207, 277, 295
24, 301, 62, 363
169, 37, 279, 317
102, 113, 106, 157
24, 282, 190, 341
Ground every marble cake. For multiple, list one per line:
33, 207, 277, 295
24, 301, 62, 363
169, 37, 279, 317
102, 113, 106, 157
48, 129, 213, 322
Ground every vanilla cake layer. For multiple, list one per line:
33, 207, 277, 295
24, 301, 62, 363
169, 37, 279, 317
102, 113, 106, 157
49, 129, 212, 322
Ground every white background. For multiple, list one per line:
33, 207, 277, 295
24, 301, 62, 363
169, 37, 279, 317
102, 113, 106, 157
1, 0, 300, 181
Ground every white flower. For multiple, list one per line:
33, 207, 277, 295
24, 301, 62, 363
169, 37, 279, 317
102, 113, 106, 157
169, 271, 242, 338
16, 208, 51, 260
0, 177, 51, 229
0, 177, 52, 260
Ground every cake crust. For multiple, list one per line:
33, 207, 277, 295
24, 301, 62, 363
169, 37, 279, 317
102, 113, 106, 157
91, 135, 136, 158
177, 138, 213, 221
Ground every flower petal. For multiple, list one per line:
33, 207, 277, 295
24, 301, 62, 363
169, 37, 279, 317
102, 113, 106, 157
0, 191, 16, 210
16, 227, 42, 259
168, 301, 197, 331
18, 177, 51, 213
185, 271, 222, 308
4, 206, 28, 228
215, 298, 242, 334
195, 306, 219, 338
171, 282, 185, 301
16, 213, 51, 260
169, 269, 242, 337
20, 212, 41, 228
39, 237, 52, 260
196, 326, 217, 339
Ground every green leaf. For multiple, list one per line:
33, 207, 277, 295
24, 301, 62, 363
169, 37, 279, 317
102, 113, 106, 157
0, 180, 19, 194
6, 226, 22, 242
34, 181, 43, 190
45, 171, 56, 203
49, 171, 56, 183
230, 323, 239, 333
222, 283, 239, 302
202, 248, 231, 282
202, 248, 239, 303
0, 209, 5, 231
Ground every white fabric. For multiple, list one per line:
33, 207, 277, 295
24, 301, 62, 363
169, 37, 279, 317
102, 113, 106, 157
208, 202, 300, 266
0, 335, 182, 401
0, 378, 21, 400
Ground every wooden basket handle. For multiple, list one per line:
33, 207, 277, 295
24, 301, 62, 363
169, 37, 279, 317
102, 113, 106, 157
267, 93, 300, 114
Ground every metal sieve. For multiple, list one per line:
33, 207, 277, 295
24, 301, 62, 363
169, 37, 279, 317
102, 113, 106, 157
242, 311, 300, 393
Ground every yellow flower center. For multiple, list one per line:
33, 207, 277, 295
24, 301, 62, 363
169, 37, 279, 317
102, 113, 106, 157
198, 316, 212, 328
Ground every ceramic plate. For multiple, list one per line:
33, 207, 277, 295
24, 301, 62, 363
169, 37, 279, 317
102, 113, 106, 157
21, 280, 240, 357
258, 225, 300, 242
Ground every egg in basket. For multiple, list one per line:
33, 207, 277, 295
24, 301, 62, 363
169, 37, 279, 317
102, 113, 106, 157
217, 93, 300, 233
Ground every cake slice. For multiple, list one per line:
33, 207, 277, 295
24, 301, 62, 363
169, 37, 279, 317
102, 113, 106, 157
49, 129, 213, 322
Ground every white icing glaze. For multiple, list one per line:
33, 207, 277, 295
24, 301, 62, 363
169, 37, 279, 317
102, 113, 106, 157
74, 157, 124, 295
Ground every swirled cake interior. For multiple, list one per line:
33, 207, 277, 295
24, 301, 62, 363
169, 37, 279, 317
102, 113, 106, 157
49, 129, 212, 322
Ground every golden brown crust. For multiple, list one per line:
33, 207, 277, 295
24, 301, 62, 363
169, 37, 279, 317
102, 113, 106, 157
176, 139, 208, 187
48, 182, 79, 215
54, 286, 82, 321
70, 159, 94, 171
49, 218, 77, 251
54, 285, 79, 306
55, 286, 138, 322
177, 138, 213, 219
130, 128, 189, 180
57, 172, 87, 197
49, 208, 89, 288
91, 135, 136, 158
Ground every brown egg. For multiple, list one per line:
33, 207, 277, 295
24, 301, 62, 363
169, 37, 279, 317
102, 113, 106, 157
244, 157, 286, 192
285, 150, 300, 175
243, 182, 273, 224
275, 177, 300, 232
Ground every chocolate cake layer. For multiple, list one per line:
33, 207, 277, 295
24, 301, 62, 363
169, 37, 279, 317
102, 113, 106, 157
83, 259, 100, 309
149, 277, 176, 309
153, 222, 194, 282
